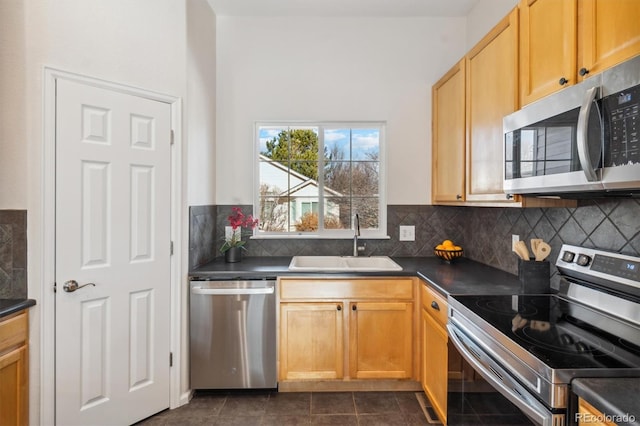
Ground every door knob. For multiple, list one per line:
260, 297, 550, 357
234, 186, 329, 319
63, 280, 96, 292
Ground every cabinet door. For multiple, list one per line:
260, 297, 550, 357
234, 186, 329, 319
421, 308, 448, 425
432, 59, 466, 204
349, 301, 413, 379
579, 0, 640, 80
279, 302, 344, 380
0, 346, 28, 426
466, 9, 519, 203
520, 0, 577, 105
578, 398, 617, 426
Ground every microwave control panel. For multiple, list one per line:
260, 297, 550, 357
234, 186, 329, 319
605, 84, 639, 166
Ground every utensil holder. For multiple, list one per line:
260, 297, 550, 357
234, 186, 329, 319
518, 258, 550, 294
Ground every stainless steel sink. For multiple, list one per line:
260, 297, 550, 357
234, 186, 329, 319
288, 256, 402, 272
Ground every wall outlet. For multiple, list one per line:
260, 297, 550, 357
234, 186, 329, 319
512, 234, 520, 251
399, 225, 415, 241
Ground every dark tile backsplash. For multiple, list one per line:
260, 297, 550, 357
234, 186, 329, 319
191, 200, 640, 283
0, 210, 27, 299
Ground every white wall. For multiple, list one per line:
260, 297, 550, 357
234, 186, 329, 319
466, 0, 519, 49
3, 0, 190, 422
0, 0, 28, 209
187, 0, 217, 206
215, 16, 467, 205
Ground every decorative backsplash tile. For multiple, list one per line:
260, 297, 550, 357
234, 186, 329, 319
189, 205, 217, 270
0, 210, 27, 299
193, 200, 640, 283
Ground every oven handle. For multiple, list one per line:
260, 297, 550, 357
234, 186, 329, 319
447, 323, 558, 426
576, 86, 601, 182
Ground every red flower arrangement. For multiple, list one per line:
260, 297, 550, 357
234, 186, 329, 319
220, 207, 259, 253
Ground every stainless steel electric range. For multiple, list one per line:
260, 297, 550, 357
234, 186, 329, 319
448, 244, 640, 426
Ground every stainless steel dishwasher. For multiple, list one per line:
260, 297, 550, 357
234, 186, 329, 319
189, 278, 277, 389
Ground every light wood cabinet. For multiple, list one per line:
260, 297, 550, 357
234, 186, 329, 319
349, 301, 413, 379
520, 0, 640, 106
466, 9, 519, 203
279, 302, 344, 380
432, 9, 521, 206
420, 282, 449, 424
0, 311, 29, 426
278, 277, 417, 386
520, 0, 577, 105
432, 59, 466, 204
578, 398, 617, 426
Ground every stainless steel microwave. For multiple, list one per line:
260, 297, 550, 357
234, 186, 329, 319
503, 54, 640, 196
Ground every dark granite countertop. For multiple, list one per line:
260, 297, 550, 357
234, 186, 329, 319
572, 378, 640, 426
189, 256, 524, 296
0, 298, 36, 319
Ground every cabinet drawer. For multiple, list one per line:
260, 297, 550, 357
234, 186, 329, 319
280, 278, 414, 300
0, 311, 28, 355
420, 283, 448, 328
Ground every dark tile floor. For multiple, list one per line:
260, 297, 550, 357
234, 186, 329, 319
136, 390, 534, 425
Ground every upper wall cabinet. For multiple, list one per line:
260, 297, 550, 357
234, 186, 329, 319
520, 0, 640, 106
465, 9, 519, 203
432, 9, 521, 206
432, 59, 466, 204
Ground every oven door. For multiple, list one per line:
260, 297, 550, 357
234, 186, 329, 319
447, 322, 566, 426
503, 76, 604, 195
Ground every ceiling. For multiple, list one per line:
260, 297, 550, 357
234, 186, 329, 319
206, 0, 479, 17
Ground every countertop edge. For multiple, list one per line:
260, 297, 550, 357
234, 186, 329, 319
572, 378, 640, 426
0, 298, 37, 319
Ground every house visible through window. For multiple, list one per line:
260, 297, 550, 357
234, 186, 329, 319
256, 122, 386, 237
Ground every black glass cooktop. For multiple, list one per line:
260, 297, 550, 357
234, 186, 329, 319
452, 294, 640, 370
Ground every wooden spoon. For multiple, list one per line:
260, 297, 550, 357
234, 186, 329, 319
515, 240, 531, 260
530, 238, 542, 255
535, 241, 551, 262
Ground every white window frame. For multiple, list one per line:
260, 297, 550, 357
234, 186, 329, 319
254, 121, 388, 239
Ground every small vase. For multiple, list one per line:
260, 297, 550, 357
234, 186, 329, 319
224, 247, 242, 263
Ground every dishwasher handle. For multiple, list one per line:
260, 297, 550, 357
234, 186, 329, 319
191, 286, 275, 296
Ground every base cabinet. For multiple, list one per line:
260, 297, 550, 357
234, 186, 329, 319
420, 282, 450, 424
279, 302, 344, 380
421, 306, 448, 424
0, 311, 29, 426
578, 398, 617, 426
278, 278, 416, 386
350, 301, 413, 379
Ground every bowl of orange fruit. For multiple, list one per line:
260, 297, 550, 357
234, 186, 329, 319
434, 239, 463, 262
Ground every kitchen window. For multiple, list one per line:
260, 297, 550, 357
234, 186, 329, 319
256, 122, 386, 238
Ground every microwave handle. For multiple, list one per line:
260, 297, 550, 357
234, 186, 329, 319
576, 86, 600, 182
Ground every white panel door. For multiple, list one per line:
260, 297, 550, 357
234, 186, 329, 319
55, 78, 172, 426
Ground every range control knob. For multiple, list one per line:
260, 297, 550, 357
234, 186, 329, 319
562, 251, 576, 263
576, 254, 592, 267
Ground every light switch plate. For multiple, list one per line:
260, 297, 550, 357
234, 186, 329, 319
399, 225, 415, 241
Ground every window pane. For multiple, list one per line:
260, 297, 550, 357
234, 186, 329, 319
293, 197, 320, 232
290, 161, 320, 188
352, 128, 380, 161
352, 161, 379, 196
324, 197, 351, 229
325, 129, 351, 161
258, 196, 289, 232
260, 158, 289, 196
353, 198, 379, 230
324, 161, 351, 194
